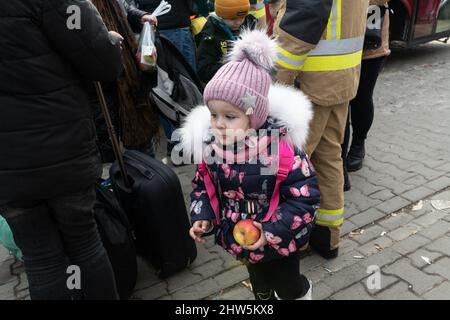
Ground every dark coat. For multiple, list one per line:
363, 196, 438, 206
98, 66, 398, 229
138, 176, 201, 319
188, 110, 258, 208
191, 144, 319, 264
117, 0, 148, 33
196, 15, 256, 83
134, 0, 195, 31
0, 0, 123, 201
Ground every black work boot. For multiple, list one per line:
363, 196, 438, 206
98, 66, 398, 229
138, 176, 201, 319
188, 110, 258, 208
347, 139, 365, 172
298, 243, 313, 259
343, 162, 351, 192
309, 225, 339, 260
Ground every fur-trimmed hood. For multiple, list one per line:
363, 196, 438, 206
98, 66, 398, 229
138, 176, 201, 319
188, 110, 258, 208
178, 83, 313, 163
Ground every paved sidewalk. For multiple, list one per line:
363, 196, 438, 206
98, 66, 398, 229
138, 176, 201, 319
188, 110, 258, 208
2, 189, 449, 300
130, 42, 450, 300
210, 189, 450, 300
130, 42, 450, 301
0, 248, 27, 300
1, 42, 450, 300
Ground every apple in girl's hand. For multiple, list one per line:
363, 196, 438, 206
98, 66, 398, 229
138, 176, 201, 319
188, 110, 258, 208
233, 219, 260, 246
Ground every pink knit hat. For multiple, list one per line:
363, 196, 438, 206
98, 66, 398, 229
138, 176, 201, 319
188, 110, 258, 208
203, 29, 277, 129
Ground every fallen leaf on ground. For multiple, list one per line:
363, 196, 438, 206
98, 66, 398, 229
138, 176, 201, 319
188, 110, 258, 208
323, 267, 333, 273
412, 200, 423, 211
349, 229, 364, 237
420, 256, 432, 265
242, 281, 253, 291
380, 231, 387, 236
431, 200, 450, 210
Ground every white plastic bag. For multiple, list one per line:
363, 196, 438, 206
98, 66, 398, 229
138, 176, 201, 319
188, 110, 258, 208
137, 22, 157, 70
152, 0, 171, 17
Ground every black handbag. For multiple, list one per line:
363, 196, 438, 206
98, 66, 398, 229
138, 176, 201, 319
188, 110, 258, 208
364, 5, 387, 50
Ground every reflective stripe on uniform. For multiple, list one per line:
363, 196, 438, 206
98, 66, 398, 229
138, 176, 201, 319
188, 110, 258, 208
316, 218, 344, 227
309, 36, 364, 56
315, 208, 344, 227
302, 50, 362, 71
249, 1, 266, 19
276, 46, 308, 70
336, 0, 342, 40
277, 0, 362, 72
327, 0, 341, 40
277, 46, 363, 72
249, 8, 266, 19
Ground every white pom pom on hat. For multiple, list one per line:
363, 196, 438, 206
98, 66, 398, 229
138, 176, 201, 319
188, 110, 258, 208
203, 29, 278, 129
227, 28, 278, 72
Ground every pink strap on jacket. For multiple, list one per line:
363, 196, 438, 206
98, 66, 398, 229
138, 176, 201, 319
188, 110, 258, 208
261, 140, 294, 223
198, 140, 294, 225
198, 161, 221, 225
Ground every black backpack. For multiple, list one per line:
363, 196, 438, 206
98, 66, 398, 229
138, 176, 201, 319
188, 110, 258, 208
94, 183, 137, 300
149, 32, 204, 124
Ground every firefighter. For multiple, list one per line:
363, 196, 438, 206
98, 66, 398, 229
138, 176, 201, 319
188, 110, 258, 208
274, 0, 370, 259
249, 0, 267, 29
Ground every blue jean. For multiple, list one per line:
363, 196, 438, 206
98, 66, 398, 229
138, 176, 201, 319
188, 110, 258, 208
159, 27, 197, 72
159, 114, 177, 145
0, 186, 118, 300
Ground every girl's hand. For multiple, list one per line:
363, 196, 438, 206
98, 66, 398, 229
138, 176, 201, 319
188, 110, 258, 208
189, 220, 212, 244
243, 222, 267, 251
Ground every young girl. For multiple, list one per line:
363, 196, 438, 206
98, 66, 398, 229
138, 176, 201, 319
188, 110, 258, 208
180, 30, 320, 300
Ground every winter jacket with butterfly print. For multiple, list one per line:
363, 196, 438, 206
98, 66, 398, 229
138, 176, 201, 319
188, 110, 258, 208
180, 83, 320, 264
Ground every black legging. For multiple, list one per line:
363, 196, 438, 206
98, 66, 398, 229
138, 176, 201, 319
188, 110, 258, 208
342, 56, 387, 159
246, 252, 310, 300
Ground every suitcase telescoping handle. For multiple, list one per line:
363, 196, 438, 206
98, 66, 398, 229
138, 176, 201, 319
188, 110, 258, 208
94, 81, 131, 189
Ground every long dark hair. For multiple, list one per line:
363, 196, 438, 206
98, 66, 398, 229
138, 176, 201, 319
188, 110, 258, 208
91, 0, 160, 148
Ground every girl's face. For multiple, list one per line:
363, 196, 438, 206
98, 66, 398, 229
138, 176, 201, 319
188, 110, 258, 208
223, 16, 246, 31
208, 100, 250, 146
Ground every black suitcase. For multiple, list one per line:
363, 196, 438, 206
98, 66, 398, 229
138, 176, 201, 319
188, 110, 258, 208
94, 183, 137, 300
110, 150, 197, 279
94, 81, 196, 280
